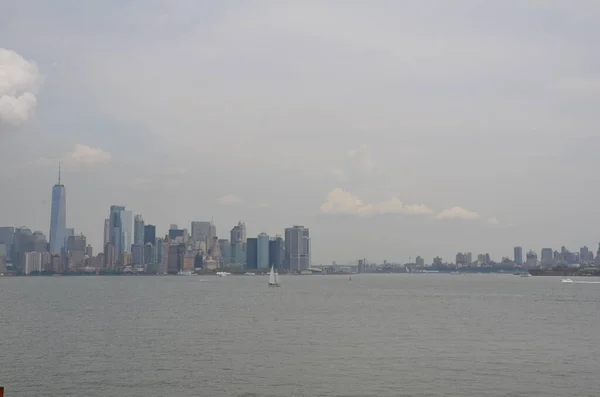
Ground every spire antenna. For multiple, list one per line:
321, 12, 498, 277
58, 162, 61, 185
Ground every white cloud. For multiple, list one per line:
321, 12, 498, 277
63, 144, 112, 166
218, 194, 243, 205
488, 217, 500, 225
0, 48, 42, 128
437, 206, 480, 220
320, 188, 432, 216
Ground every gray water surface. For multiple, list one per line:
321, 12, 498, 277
1, 274, 598, 396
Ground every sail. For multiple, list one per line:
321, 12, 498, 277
274, 271, 279, 285
269, 266, 276, 284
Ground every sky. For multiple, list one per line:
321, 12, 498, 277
1, 1, 599, 264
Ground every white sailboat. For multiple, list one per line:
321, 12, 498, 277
268, 266, 280, 287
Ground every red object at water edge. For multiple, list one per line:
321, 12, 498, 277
0, 386, 4, 397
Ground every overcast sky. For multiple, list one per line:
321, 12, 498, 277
1, 1, 599, 264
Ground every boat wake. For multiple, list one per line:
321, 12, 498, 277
561, 278, 600, 284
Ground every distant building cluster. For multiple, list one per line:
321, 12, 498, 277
346, 245, 600, 275
0, 172, 311, 275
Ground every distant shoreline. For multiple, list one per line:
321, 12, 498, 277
2, 269, 598, 277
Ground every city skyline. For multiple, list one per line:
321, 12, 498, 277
2, 163, 598, 266
2, 2, 600, 264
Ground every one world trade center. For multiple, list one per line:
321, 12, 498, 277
49, 165, 66, 253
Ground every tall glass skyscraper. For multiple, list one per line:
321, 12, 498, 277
49, 166, 66, 254
134, 214, 145, 246
257, 232, 270, 269
109, 205, 125, 256
120, 210, 133, 253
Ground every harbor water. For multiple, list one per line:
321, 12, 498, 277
0, 274, 598, 396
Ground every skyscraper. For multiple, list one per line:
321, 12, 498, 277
218, 239, 231, 265
230, 221, 246, 242
49, 165, 66, 254
525, 250, 537, 268
257, 233, 269, 269
66, 234, 87, 267
269, 236, 284, 269
230, 221, 246, 265
246, 238, 258, 269
120, 210, 133, 253
541, 248, 554, 267
103, 219, 110, 248
285, 225, 310, 272
0, 227, 15, 263
144, 225, 156, 245
580, 246, 589, 264
514, 246, 523, 265
134, 214, 145, 245
191, 221, 211, 244
109, 205, 125, 256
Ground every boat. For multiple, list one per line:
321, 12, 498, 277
244, 272, 256, 276
520, 273, 532, 278
268, 266, 280, 287
216, 271, 231, 277
561, 278, 574, 283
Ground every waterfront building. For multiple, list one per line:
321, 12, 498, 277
104, 242, 116, 269
167, 243, 186, 273
514, 246, 523, 265
257, 233, 269, 269
580, 246, 589, 264
284, 225, 310, 272
246, 238, 258, 269
415, 256, 425, 267
24, 252, 43, 275
541, 248, 554, 267
525, 250, 537, 269
269, 236, 284, 269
